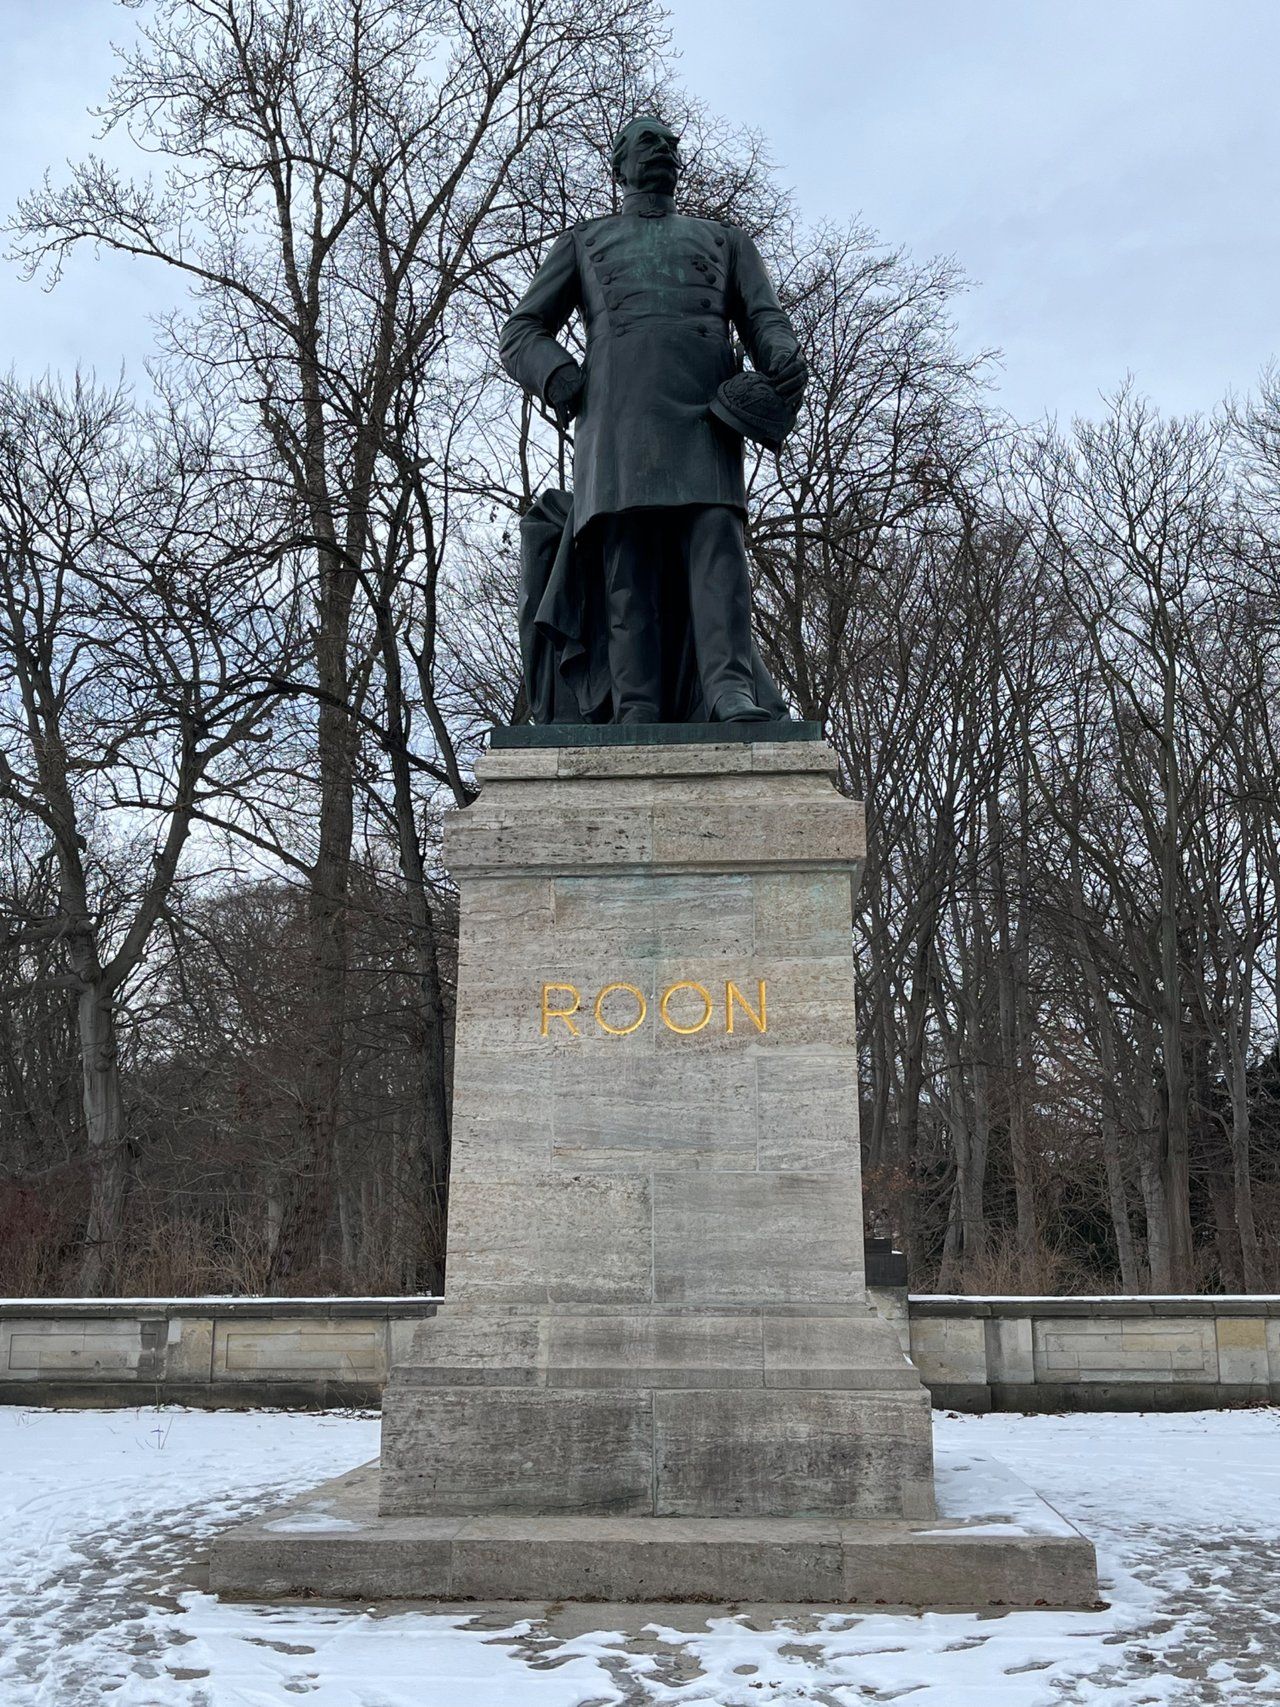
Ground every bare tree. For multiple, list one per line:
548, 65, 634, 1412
10, 0, 670, 1281
1017, 392, 1238, 1289
0, 375, 287, 1289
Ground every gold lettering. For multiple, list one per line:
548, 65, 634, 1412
660, 980, 713, 1035
540, 982, 582, 1036
594, 982, 647, 1035
726, 979, 767, 1034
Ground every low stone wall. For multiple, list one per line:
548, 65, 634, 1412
2, 1294, 1278, 1410
0, 1297, 437, 1408
910, 1295, 1280, 1412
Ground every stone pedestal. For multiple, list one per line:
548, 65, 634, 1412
381, 732, 933, 1521
211, 729, 1097, 1607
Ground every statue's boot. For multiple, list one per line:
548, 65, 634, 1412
712, 690, 771, 722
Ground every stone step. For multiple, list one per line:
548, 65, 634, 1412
209, 1454, 1099, 1609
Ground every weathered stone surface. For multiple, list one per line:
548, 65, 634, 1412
552, 870, 756, 956
544, 1310, 763, 1388
447, 1516, 845, 1602
195, 737, 1088, 1604
835, 1530, 1090, 1609
752, 871, 852, 957
761, 1311, 920, 1390
641, 955, 855, 1053
909, 1313, 988, 1387
550, 1050, 758, 1173
867, 1285, 911, 1354
447, 1050, 554, 1179
654, 1388, 935, 1518
756, 1052, 860, 1172
5, 1295, 1278, 1412
378, 739, 937, 1550
457, 876, 555, 947
388, 1316, 430, 1367
210, 1451, 1097, 1609
401, 1308, 548, 1385
907, 1296, 1280, 1410
214, 1320, 387, 1381
445, 742, 864, 879
475, 745, 562, 780
649, 800, 858, 872
477, 734, 835, 777
984, 1315, 1035, 1387
162, 1315, 215, 1383
445, 1177, 652, 1304
380, 1386, 653, 1515
1034, 1316, 1218, 1381
2, 1320, 145, 1378
447, 803, 655, 876
1214, 1314, 1269, 1384
652, 1172, 864, 1305
553, 742, 758, 778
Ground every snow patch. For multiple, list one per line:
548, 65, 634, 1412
0, 1405, 1276, 1704
264, 1507, 365, 1534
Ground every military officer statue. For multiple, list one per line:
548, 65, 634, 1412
500, 116, 807, 725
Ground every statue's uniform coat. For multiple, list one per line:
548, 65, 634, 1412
500, 193, 799, 535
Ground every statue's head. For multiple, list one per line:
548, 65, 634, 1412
611, 114, 681, 196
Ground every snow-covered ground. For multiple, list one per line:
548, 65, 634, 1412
0, 1406, 1277, 1705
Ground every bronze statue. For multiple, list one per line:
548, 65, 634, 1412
500, 116, 807, 725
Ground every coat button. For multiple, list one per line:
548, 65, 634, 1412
700, 298, 711, 308
715, 235, 725, 246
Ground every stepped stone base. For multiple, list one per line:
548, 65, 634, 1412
379, 1302, 935, 1520
206, 735, 1097, 1609
209, 1451, 1099, 1609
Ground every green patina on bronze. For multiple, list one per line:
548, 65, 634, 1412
498, 115, 807, 729
500, 190, 796, 532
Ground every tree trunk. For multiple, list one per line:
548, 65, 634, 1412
1157, 657, 1195, 1288
1101, 1114, 1140, 1292
865, 1002, 893, 1176
1226, 1037, 1262, 1289
76, 986, 128, 1294
1137, 1071, 1173, 1290
269, 542, 357, 1288
938, 1171, 964, 1292
375, 587, 453, 1293
964, 1051, 991, 1280
896, 932, 936, 1266
1074, 916, 1141, 1289
994, 804, 1037, 1285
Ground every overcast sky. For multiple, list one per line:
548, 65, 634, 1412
3, 0, 1278, 425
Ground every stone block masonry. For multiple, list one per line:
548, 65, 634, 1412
0, 1298, 436, 1409
907, 1295, 1280, 1412
5, 1292, 1276, 1411
377, 736, 936, 1528
208, 732, 1096, 1607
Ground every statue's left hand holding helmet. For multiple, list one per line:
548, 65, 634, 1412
770, 351, 809, 407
